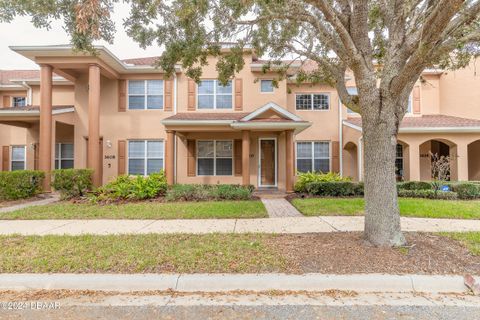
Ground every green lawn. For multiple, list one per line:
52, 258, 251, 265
441, 232, 480, 255
0, 201, 267, 220
0, 234, 284, 273
291, 197, 480, 219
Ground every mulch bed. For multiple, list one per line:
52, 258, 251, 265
267, 232, 480, 275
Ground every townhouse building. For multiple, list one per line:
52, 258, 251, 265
0, 45, 480, 192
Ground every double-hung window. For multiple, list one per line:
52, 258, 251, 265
12, 97, 26, 107
128, 80, 164, 110
128, 140, 164, 175
395, 144, 404, 178
296, 141, 330, 173
55, 143, 74, 169
197, 140, 233, 176
260, 80, 274, 93
11, 146, 26, 171
295, 93, 330, 110
197, 80, 233, 109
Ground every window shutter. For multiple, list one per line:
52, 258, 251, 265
118, 140, 126, 175
164, 79, 173, 112
118, 80, 127, 112
3, 96, 10, 108
188, 79, 196, 111
234, 78, 243, 111
331, 141, 340, 173
234, 139, 242, 176
187, 139, 196, 176
2, 146, 9, 171
413, 86, 421, 114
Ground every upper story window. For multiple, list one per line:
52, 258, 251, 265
296, 141, 330, 173
128, 140, 164, 175
11, 145, 26, 171
197, 80, 232, 109
295, 93, 330, 111
128, 80, 164, 110
260, 80, 274, 93
12, 97, 26, 107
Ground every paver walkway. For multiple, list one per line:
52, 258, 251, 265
0, 194, 60, 214
261, 198, 303, 217
0, 216, 479, 235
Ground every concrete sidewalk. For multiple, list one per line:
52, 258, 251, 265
0, 273, 476, 294
0, 216, 479, 235
0, 194, 59, 214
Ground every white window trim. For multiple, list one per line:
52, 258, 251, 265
258, 137, 278, 187
196, 79, 234, 110
127, 140, 165, 176
260, 79, 274, 93
395, 144, 404, 177
196, 140, 234, 176
10, 145, 26, 171
127, 80, 165, 110
295, 141, 331, 174
12, 96, 27, 107
55, 143, 74, 169
295, 93, 330, 111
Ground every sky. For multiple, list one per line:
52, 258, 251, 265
0, 3, 163, 70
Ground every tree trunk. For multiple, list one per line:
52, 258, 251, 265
362, 103, 406, 247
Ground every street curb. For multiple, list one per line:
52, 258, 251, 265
0, 274, 474, 293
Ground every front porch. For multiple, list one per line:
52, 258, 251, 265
161, 103, 311, 191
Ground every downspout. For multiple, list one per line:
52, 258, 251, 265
173, 72, 178, 183
21, 81, 32, 105
338, 97, 343, 176
358, 135, 363, 181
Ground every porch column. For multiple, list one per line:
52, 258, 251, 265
456, 143, 469, 181
242, 130, 250, 186
166, 130, 175, 185
408, 142, 421, 181
39, 64, 53, 191
88, 64, 102, 187
286, 130, 294, 192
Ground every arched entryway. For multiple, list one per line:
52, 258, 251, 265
468, 140, 480, 181
419, 139, 457, 181
343, 142, 358, 180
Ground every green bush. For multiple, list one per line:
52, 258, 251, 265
0, 170, 44, 200
93, 171, 167, 201
397, 181, 432, 191
453, 183, 480, 200
397, 189, 458, 200
295, 172, 351, 193
165, 184, 254, 202
305, 181, 364, 197
52, 169, 93, 199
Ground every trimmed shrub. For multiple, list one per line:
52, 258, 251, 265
0, 170, 44, 200
397, 181, 432, 191
454, 183, 480, 200
305, 181, 364, 197
295, 172, 352, 193
93, 171, 167, 201
165, 184, 254, 202
52, 169, 93, 199
398, 189, 458, 200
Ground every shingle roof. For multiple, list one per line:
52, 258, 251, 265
0, 105, 74, 112
164, 112, 250, 121
122, 57, 159, 66
344, 114, 480, 128
0, 70, 40, 85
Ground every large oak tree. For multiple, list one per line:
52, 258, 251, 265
3, 0, 480, 246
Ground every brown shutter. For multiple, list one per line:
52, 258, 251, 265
118, 80, 127, 112
2, 96, 10, 108
234, 78, 243, 111
331, 141, 340, 173
234, 139, 242, 176
118, 140, 126, 175
2, 146, 9, 171
187, 79, 196, 111
413, 86, 421, 114
187, 140, 196, 176
164, 79, 173, 112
